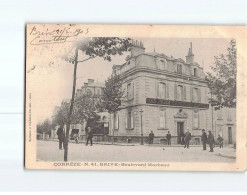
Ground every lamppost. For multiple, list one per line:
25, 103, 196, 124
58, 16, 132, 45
140, 109, 144, 145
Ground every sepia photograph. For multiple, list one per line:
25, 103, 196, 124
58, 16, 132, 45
25, 24, 246, 171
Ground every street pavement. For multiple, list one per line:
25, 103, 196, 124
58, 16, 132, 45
37, 140, 236, 163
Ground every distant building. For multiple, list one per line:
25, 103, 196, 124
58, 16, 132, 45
214, 107, 236, 145
75, 79, 109, 139
108, 40, 236, 145
76, 79, 104, 97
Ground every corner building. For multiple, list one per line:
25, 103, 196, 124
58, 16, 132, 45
109, 41, 221, 145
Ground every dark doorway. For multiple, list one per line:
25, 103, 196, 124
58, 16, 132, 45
177, 122, 184, 144
228, 127, 233, 144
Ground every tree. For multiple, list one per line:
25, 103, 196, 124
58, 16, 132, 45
61, 37, 132, 161
96, 74, 125, 141
53, 101, 70, 127
97, 74, 124, 113
206, 39, 236, 109
36, 119, 54, 137
74, 93, 97, 123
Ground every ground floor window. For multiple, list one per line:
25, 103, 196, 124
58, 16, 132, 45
193, 110, 199, 129
126, 109, 134, 129
159, 109, 166, 128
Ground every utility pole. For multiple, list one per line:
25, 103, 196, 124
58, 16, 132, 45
63, 48, 93, 162
211, 91, 214, 135
64, 47, 79, 162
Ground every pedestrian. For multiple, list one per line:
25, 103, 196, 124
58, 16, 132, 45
207, 130, 215, 152
57, 125, 65, 150
184, 128, 191, 148
201, 129, 207, 151
217, 134, 224, 148
166, 131, 171, 146
86, 127, 93, 146
148, 131, 154, 144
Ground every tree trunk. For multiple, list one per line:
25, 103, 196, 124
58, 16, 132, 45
64, 47, 79, 162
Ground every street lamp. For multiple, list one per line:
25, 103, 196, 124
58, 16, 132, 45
140, 109, 144, 145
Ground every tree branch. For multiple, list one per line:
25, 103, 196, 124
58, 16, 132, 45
77, 56, 95, 63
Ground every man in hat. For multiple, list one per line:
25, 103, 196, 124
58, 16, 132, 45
148, 130, 154, 144
207, 130, 215, 152
166, 131, 172, 146
57, 125, 65, 150
184, 128, 192, 149
201, 129, 207, 151
86, 127, 94, 146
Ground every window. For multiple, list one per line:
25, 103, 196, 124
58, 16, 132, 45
87, 89, 92, 95
193, 88, 199, 103
217, 109, 223, 120
194, 68, 197, 77
96, 88, 101, 95
127, 83, 131, 99
159, 109, 166, 128
114, 113, 119, 130
177, 85, 183, 101
217, 126, 223, 137
126, 110, 134, 129
127, 82, 134, 100
177, 64, 182, 74
158, 83, 166, 99
159, 60, 165, 70
227, 109, 232, 121
193, 111, 199, 129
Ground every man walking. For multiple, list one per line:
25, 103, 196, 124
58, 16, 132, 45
148, 131, 154, 144
201, 129, 207, 151
86, 127, 93, 146
166, 131, 171, 146
57, 125, 65, 150
184, 128, 191, 149
207, 130, 215, 152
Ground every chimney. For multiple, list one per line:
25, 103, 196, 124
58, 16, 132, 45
130, 39, 145, 57
88, 79, 94, 84
186, 42, 194, 64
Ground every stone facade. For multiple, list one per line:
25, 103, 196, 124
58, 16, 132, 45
108, 40, 236, 145
214, 107, 236, 145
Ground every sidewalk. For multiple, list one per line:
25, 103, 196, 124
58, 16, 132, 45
44, 139, 235, 148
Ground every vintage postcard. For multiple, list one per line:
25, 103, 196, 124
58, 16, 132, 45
25, 24, 247, 171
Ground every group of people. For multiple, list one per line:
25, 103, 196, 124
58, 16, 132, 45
148, 128, 224, 152
56, 125, 94, 150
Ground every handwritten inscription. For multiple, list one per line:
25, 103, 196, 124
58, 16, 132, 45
29, 25, 89, 45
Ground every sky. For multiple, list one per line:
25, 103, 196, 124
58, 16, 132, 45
31, 38, 231, 123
